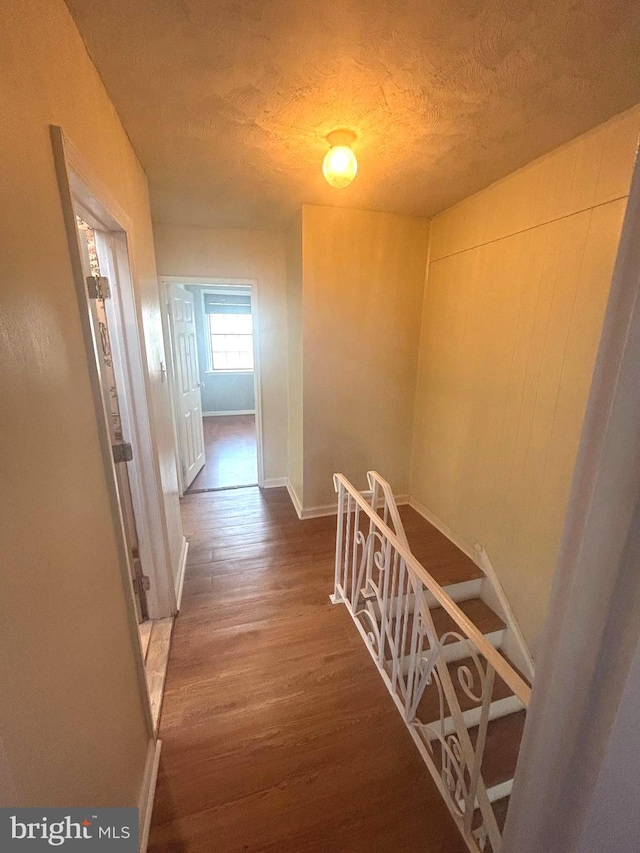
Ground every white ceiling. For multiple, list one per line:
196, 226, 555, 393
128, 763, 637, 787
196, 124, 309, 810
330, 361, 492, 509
66, 0, 640, 231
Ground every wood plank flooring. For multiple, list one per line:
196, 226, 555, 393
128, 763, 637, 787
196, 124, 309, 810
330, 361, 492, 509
149, 487, 470, 852
188, 414, 257, 492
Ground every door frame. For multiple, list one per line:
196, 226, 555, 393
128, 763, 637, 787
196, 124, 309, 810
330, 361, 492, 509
160, 276, 265, 493
50, 126, 178, 629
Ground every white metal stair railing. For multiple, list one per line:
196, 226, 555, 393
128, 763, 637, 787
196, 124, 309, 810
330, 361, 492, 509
331, 472, 531, 853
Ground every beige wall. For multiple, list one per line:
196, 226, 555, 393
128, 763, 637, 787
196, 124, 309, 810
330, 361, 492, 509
411, 107, 640, 649
0, 0, 178, 806
153, 225, 289, 483
285, 213, 304, 501
301, 205, 430, 508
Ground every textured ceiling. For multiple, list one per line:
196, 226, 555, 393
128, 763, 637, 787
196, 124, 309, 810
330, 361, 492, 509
65, 0, 640, 231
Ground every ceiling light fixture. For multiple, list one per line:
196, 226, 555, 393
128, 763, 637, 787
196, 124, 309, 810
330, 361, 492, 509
323, 129, 358, 188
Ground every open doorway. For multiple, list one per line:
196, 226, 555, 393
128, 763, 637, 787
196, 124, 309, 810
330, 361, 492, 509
163, 279, 263, 494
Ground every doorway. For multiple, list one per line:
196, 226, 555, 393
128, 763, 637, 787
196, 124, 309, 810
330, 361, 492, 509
163, 279, 263, 494
75, 216, 150, 620
194, 414, 258, 490
52, 125, 182, 741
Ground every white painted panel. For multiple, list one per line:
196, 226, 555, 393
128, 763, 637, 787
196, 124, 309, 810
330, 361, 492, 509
169, 286, 205, 488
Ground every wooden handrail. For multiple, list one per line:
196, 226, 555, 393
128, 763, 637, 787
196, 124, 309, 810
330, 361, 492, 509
366, 470, 410, 548
334, 473, 531, 706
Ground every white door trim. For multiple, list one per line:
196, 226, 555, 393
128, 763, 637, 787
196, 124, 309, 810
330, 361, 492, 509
61, 154, 176, 619
160, 276, 266, 489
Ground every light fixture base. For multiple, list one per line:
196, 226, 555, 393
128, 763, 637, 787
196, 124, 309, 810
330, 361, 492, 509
326, 129, 357, 147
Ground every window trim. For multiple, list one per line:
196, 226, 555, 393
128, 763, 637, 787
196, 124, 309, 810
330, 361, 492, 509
204, 368, 254, 376
199, 288, 255, 374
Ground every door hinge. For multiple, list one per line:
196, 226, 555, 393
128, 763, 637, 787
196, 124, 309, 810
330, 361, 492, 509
132, 574, 151, 594
131, 553, 150, 616
86, 275, 111, 300
112, 441, 133, 463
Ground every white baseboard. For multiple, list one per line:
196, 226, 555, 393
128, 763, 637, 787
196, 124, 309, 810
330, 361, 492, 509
202, 409, 255, 417
476, 544, 535, 680
300, 503, 338, 520
302, 494, 410, 520
174, 536, 189, 612
286, 479, 303, 519
138, 737, 161, 853
286, 483, 409, 521
391, 494, 410, 508
263, 477, 288, 488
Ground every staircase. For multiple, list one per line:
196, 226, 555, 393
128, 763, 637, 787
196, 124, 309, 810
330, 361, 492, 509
331, 472, 533, 853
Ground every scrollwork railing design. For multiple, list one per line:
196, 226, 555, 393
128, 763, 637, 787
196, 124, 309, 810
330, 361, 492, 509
332, 472, 531, 853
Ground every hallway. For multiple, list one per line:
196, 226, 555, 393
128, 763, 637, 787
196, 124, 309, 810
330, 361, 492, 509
148, 487, 472, 852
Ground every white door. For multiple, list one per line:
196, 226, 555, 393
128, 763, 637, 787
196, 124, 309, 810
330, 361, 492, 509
169, 285, 206, 489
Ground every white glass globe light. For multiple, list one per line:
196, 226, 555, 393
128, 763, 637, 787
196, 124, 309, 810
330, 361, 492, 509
323, 144, 358, 188
322, 130, 358, 188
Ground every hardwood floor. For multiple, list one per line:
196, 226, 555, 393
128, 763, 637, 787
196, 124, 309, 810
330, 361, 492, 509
188, 414, 257, 492
149, 488, 470, 852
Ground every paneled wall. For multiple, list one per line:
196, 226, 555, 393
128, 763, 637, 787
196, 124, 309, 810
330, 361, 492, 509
411, 107, 640, 649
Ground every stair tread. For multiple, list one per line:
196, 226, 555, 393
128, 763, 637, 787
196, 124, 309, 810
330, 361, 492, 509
428, 598, 506, 642
399, 506, 484, 587
416, 655, 515, 724
472, 795, 510, 836
492, 796, 510, 833
469, 710, 526, 790
377, 598, 505, 664
426, 710, 525, 804
356, 504, 483, 587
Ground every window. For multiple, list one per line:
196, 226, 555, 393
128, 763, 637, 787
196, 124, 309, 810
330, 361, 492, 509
209, 313, 253, 371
